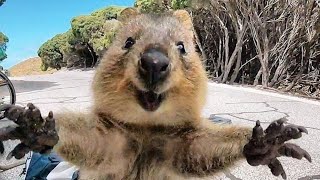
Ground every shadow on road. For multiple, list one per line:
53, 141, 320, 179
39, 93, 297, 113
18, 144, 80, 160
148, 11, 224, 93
11, 80, 58, 93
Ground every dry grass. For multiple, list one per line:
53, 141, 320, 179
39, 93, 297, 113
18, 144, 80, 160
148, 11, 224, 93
9, 57, 57, 77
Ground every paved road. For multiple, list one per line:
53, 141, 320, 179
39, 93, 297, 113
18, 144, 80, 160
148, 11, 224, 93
0, 70, 319, 180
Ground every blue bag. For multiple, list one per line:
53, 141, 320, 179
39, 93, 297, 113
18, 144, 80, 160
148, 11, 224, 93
25, 152, 63, 180
25, 152, 79, 180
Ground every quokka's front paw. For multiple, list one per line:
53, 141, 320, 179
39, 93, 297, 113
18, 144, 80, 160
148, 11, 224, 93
243, 118, 311, 179
0, 103, 59, 159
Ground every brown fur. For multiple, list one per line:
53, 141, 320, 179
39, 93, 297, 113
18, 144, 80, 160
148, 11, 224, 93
54, 9, 252, 180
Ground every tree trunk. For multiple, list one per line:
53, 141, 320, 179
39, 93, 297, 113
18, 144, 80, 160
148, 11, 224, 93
254, 68, 262, 86
230, 47, 243, 84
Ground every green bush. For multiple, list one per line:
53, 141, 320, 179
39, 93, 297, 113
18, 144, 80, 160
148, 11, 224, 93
71, 15, 104, 44
134, 0, 167, 13
0, 32, 9, 62
0, 0, 6, 6
0, 32, 8, 44
38, 33, 69, 70
91, 6, 125, 19
38, 6, 125, 70
134, 0, 191, 12
171, 0, 190, 9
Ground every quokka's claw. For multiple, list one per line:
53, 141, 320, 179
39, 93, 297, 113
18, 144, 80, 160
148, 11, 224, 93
244, 118, 311, 179
1, 104, 24, 121
264, 118, 287, 139
0, 103, 59, 160
252, 120, 264, 140
268, 158, 287, 179
0, 104, 13, 112
48, 111, 53, 119
279, 143, 312, 163
7, 143, 30, 160
277, 124, 308, 143
26, 103, 36, 110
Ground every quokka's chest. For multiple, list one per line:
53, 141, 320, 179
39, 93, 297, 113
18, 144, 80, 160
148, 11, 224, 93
127, 135, 169, 163
123, 136, 183, 180
114, 124, 190, 160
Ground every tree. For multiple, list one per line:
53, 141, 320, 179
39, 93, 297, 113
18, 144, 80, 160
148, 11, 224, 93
134, 0, 190, 12
67, 6, 123, 68
91, 6, 124, 19
134, 0, 168, 13
0, 32, 9, 62
38, 6, 124, 70
38, 33, 69, 71
171, 0, 190, 9
0, 0, 8, 62
0, 0, 6, 7
191, 0, 320, 97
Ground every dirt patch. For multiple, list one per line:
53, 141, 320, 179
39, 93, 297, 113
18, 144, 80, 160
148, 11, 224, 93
9, 57, 57, 77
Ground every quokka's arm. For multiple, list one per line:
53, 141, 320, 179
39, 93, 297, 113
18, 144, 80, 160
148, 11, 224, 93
55, 112, 138, 179
54, 112, 108, 168
0, 103, 136, 179
0, 104, 112, 169
170, 119, 311, 179
170, 120, 252, 177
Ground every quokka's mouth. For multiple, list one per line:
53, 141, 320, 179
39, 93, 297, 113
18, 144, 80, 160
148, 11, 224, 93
137, 90, 164, 111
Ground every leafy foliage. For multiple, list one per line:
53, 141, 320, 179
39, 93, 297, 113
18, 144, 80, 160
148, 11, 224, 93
0, 32, 8, 44
134, 0, 168, 13
0, 32, 9, 62
0, 2, 8, 62
38, 6, 124, 70
134, 0, 191, 12
38, 33, 69, 71
171, 0, 190, 9
91, 6, 124, 19
0, 0, 5, 7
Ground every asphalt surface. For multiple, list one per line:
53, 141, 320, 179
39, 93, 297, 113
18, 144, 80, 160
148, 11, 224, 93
0, 70, 319, 180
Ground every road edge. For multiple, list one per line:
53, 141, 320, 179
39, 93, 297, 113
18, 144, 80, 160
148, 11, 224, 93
208, 82, 320, 106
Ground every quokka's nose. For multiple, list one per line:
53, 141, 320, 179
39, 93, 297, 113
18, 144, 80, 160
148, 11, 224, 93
139, 48, 170, 87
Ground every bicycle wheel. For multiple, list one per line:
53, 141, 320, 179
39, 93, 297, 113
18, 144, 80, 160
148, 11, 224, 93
0, 71, 16, 105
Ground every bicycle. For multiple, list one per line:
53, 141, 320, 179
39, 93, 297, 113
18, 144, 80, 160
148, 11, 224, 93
0, 69, 16, 106
0, 70, 22, 173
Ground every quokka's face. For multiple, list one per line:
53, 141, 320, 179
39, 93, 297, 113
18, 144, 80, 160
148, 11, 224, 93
118, 15, 199, 111
94, 11, 207, 124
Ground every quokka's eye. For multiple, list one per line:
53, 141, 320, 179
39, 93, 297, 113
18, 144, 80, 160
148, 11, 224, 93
176, 41, 186, 54
123, 37, 135, 49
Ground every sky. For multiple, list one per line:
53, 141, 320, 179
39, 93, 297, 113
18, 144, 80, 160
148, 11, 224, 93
0, 0, 134, 69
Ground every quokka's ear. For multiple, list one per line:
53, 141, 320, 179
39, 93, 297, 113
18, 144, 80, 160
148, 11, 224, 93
118, 7, 140, 22
173, 10, 194, 37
